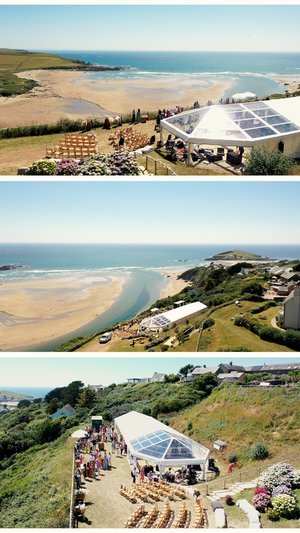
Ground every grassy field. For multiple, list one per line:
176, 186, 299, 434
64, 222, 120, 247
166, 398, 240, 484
198, 301, 293, 352
0, 433, 73, 527
171, 383, 300, 469
0, 49, 78, 71
0, 119, 230, 175
0, 49, 79, 97
225, 488, 300, 529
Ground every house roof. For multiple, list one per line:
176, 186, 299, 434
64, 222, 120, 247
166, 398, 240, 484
261, 362, 300, 371
191, 366, 219, 375
50, 404, 76, 419
218, 372, 244, 379
218, 364, 245, 372
281, 271, 300, 281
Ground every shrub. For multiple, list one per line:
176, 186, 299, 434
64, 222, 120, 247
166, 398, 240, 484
252, 492, 271, 511
272, 485, 293, 497
26, 160, 56, 175
250, 443, 269, 460
225, 495, 235, 506
271, 494, 299, 519
258, 463, 296, 493
228, 453, 238, 463
203, 317, 215, 329
254, 486, 270, 496
244, 146, 293, 175
55, 159, 80, 175
187, 421, 193, 431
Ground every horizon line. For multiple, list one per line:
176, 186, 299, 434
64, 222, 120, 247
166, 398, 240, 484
1, 242, 300, 246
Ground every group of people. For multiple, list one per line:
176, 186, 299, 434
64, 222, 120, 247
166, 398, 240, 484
130, 464, 160, 484
131, 109, 141, 124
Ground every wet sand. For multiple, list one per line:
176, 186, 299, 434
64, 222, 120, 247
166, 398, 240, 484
0, 69, 231, 128
160, 269, 191, 299
0, 274, 125, 351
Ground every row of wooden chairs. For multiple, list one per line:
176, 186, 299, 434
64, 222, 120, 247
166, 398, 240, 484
119, 485, 138, 504
173, 502, 188, 529
155, 499, 172, 528
193, 497, 205, 528
124, 504, 146, 528
46, 133, 98, 159
140, 504, 159, 528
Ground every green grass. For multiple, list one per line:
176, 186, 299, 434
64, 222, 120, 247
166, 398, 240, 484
226, 488, 300, 529
0, 70, 36, 96
171, 383, 300, 470
0, 49, 78, 72
199, 301, 293, 352
0, 434, 73, 527
0, 49, 79, 96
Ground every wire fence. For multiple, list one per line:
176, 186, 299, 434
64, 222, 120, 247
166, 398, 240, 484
139, 154, 177, 175
69, 452, 75, 528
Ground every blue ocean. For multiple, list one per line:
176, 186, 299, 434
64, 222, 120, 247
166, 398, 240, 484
40, 50, 300, 98
1, 244, 300, 351
0, 387, 52, 399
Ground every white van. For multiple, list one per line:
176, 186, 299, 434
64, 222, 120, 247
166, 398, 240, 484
99, 331, 112, 343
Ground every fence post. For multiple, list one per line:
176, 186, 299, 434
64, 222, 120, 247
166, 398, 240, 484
206, 482, 209, 496
145, 156, 148, 170
239, 472, 242, 482
223, 477, 227, 490
154, 160, 157, 175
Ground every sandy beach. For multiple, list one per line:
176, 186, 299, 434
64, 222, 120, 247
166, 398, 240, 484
0, 69, 231, 128
160, 269, 191, 299
0, 273, 126, 351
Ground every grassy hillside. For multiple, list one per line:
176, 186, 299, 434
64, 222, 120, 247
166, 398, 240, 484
0, 379, 299, 527
0, 49, 79, 71
0, 434, 73, 527
170, 383, 300, 470
0, 49, 80, 96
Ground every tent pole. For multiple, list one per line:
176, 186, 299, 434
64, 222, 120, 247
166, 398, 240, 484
188, 143, 192, 166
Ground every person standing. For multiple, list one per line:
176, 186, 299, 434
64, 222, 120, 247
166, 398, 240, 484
131, 465, 138, 484
132, 110, 136, 123
136, 109, 141, 123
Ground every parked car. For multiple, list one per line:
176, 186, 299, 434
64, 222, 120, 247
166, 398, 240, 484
99, 332, 112, 343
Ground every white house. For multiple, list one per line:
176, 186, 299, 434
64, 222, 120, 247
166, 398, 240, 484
283, 287, 300, 330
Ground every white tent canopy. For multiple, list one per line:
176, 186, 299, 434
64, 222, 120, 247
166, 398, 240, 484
71, 429, 88, 438
160, 96, 300, 159
232, 91, 257, 100
114, 411, 210, 477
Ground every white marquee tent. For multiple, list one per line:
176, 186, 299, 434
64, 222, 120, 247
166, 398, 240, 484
140, 301, 207, 331
160, 96, 300, 164
114, 411, 210, 479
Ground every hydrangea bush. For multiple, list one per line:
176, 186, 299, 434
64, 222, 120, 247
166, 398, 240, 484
26, 152, 149, 176
252, 492, 271, 511
257, 463, 296, 493
254, 486, 270, 496
55, 159, 80, 175
272, 485, 293, 497
271, 494, 298, 519
26, 160, 56, 175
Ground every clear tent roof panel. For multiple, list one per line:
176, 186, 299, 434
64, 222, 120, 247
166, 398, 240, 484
162, 100, 300, 143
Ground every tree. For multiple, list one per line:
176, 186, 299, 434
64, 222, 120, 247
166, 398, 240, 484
164, 374, 180, 383
241, 280, 264, 296
244, 146, 293, 175
292, 263, 300, 272
178, 364, 195, 378
17, 399, 31, 409
44, 381, 84, 407
46, 398, 62, 415
77, 387, 97, 409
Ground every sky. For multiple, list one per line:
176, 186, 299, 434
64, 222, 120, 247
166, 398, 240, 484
0, 356, 298, 388
0, 181, 300, 245
0, 5, 300, 52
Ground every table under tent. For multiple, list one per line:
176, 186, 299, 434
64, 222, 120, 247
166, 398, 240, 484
160, 96, 300, 166
114, 411, 210, 480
